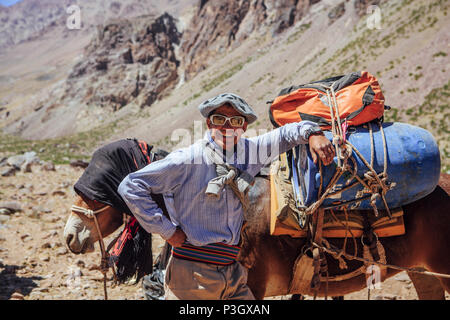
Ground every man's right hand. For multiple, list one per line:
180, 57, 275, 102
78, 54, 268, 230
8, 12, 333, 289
167, 228, 187, 247
309, 133, 335, 166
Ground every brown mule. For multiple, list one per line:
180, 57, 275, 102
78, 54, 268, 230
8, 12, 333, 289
240, 173, 450, 299
64, 172, 450, 299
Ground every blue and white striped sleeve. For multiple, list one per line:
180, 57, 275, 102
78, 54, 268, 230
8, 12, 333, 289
245, 121, 320, 175
118, 150, 188, 240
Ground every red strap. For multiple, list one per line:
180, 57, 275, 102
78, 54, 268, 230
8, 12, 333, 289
110, 217, 139, 258
110, 225, 131, 257
341, 120, 348, 143
138, 140, 151, 164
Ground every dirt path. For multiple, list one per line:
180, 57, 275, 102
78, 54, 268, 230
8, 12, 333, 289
0, 164, 446, 300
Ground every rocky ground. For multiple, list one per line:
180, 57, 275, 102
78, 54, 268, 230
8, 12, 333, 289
1, 153, 447, 301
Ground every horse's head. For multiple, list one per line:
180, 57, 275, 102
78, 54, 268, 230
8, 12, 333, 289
64, 193, 124, 254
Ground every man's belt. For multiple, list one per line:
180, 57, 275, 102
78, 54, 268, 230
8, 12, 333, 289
172, 242, 241, 266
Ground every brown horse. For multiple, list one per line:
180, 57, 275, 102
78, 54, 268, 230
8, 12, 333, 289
241, 173, 450, 299
64, 160, 450, 300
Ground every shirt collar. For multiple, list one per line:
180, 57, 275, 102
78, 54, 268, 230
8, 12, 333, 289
204, 130, 239, 163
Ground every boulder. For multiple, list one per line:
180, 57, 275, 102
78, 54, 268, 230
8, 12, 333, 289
69, 160, 89, 168
6, 151, 40, 172
6, 154, 25, 169
42, 161, 55, 171
0, 201, 23, 213
1, 167, 16, 177
23, 151, 39, 164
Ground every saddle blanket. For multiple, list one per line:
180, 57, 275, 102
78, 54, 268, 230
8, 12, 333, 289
269, 155, 405, 238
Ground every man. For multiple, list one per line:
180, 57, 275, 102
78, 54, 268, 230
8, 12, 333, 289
118, 93, 335, 299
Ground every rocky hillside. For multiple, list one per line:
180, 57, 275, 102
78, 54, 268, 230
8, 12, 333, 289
121, 0, 449, 169
0, 0, 195, 138
180, 0, 383, 79
0, 0, 193, 50
9, 12, 181, 137
67, 13, 181, 110
20, 13, 182, 136
180, 0, 317, 79
0, 0, 73, 50
0, 0, 449, 170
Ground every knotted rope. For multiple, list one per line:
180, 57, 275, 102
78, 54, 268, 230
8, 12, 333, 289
305, 83, 394, 218
311, 240, 450, 279
298, 84, 398, 298
291, 83, 450, 299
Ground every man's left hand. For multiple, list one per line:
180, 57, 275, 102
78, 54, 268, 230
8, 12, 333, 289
309, 134, 335, 166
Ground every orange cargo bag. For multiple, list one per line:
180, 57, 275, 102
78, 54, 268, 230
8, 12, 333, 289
269, 71, 385, 129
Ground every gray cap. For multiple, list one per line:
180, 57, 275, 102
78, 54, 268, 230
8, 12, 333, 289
198, 93, 257, 124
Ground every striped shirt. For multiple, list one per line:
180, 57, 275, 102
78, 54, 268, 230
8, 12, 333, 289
118, 121, 318, 247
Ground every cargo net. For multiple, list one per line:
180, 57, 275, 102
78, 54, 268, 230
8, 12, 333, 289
285, 85, 450, 298
289, 84, 397, 299
305, 84, 396, 219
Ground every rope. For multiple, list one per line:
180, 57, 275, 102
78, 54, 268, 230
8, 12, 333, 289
70, 204, 113, 300
305, 167, 344, 215
312, 84, 392, 217
304, 83, 394, 218
330, 87, 344, 140
379, 121, 388, 176
291, 85, 450, 292
325, 87, 343, 168
346, 125, 392, 217
368, 122, 374, 167
327, 208, 358, 262
294, 84, 447, 293
311, 241, 450, 279
70, 205, 109, 217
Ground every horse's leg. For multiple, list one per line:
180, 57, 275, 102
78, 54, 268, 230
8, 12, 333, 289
247, 262, 269, 300
407, 272, 445, 300
437, 278, 450, 295
421, 187, 450, 295
402, 186, 450, 296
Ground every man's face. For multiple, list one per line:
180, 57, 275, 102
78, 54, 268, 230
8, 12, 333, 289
206, 103, 248, 150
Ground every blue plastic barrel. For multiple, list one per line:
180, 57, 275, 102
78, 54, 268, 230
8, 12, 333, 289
294, 122, 441, 210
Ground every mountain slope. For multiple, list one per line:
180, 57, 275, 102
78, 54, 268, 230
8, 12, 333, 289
0, 0, 194, 50
0, 0, 195, 137
0, 0, 448, 170
118, 0, 449, 170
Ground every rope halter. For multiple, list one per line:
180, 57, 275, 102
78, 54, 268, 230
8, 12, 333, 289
70, 204, 115, 299
70, 205, 109, 218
